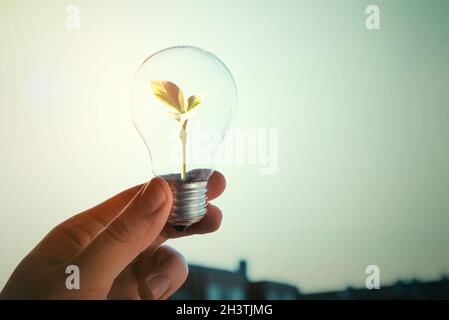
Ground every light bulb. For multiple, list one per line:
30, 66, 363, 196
131, 46, 237, 231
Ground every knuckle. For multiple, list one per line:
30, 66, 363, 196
56, 224, 92, 249
104, 218, 135, 245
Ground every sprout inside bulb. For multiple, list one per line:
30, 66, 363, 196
131, 46, 237, 231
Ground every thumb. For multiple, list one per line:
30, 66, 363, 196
69, 178, 172, 292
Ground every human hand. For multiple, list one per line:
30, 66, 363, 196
0, 172, 226, 300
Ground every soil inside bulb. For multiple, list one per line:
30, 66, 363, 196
162, 168, 211, 183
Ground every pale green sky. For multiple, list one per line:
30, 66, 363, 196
1, 0, 449, 293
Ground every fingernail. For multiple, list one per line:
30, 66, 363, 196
139, 178, 167, 213
148, 275, 170, 299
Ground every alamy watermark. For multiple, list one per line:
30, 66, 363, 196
169, 123, 279, 176
65, 265, 80, 290
365, 265, 381, 290
65, 5, 80, 30
365, 5, 380, 30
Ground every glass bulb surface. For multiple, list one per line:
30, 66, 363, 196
131, 46, 237, 230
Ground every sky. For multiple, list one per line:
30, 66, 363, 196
0, 0, 449, 293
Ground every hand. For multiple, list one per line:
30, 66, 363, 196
0, 172, 226, 300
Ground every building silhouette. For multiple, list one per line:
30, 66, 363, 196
171, 260, 449, 300
171, 260, 300, 300
303, 277, 449, 300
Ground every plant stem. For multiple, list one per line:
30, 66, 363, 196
180, 119, 188, 181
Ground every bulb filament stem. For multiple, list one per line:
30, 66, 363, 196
180, 120, 188, 181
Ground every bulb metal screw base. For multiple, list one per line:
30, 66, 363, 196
162, 172, 209, 232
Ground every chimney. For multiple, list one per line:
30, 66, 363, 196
237, 260, 247, 278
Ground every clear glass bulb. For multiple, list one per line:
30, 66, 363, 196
131, 46, 237, 231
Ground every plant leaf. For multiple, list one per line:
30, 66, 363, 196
150, 80, 185, 113
187, 95, 203, 112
